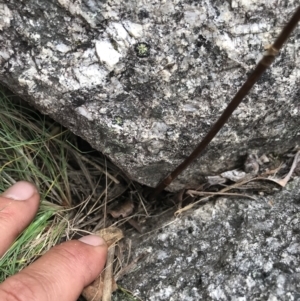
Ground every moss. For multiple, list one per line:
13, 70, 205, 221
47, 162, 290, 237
134, 42, 150, 58
113, 116, 124, 126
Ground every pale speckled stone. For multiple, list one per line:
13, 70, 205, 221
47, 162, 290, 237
0, 0, 300, 190
117, 177, 300, 300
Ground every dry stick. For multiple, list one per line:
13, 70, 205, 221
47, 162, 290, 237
66, 144, 120, 184
102, 245, 115, 301
115, 252, 148, 281
149, 6, 300, 199
186, 190, 256, 200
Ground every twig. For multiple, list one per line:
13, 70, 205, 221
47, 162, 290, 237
260, 163, 283, 176
177, 151, 300, 214
115, 253, 148, 281
66, 145, 120, 184
102, 245, 115, 301
267, 150, 300, 187
186, 190, 256, 200
149, 6, 300, 199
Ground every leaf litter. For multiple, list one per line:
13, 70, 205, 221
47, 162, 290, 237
175, 150, 300, 216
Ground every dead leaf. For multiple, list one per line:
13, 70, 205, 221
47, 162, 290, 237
176, 151, 300, 216
82, 273, 118, 301
259, 154, 270, 163
206, 175, 226, 186
260, 163, 283, 176
221, 169, 247, 182
108, 199, 134, 218
82, 227, 123, 301
96, 227, 124, 247
270, 150, 300, 187
127, 218, 143, 233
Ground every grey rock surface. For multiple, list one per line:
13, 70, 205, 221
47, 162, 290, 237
0, 1, 300, 190
119, 177, 300, 301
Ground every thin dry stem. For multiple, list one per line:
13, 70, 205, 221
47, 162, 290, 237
150, 6, 300, 197
68, 147, 120, 184
186, 190, 256, 200
102, 245, 115, 301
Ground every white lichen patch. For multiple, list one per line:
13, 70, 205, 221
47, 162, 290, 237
73, 64, 106, 87
76, 106, 93, 121
95, 40, 122, 71
0, 4, 12, 31
55, 43, 71, 53
184, 8, 206, 26
0, 49, 12, 61
57, 0, 97, 27
18, 72, 36, 91
106, 22, 133, 54
208, 285, 227, 300
156, 250, 168, 260
122, 20, 144, 38
137, 122, 168, 142
159, 69, 172, 82
233, 22, 271, 36
108, 22, 129, 42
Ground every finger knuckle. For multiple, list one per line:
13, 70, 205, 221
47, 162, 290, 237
0, 208, 22, 236
0, 276, 39, 301
55, 243, 87, 266
54, 243, 93, 279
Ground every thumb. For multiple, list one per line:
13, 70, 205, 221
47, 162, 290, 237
0, 181, 40, 256
0, 235, 107, 301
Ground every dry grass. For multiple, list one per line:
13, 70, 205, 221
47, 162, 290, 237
0, 87, 149, 288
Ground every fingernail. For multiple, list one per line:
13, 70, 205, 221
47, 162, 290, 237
1, 181, 37, 201
79, 235, 106, 247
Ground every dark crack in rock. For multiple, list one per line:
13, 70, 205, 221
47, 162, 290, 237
0, 1, 300, 190
118, 177, 300, 300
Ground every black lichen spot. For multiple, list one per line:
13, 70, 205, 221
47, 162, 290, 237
108, 70, 115, 78
150, 106, 163, 119
134, 42, 151, 58
173, 11, 184, 22
214, 7, 220, 16
193, 51, 200, 59
115, 93, 129, 102
196, 34, 214, 52
71, 95, 86, 107
229, 215, 244, 228
273, 262, 293, 274
138, 9, 149, 20
188, 227, 194, 234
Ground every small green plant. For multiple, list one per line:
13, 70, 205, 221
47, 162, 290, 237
134, 42, 150, 58
113, 286, 142, 301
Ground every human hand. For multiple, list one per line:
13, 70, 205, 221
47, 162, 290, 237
0, 181, 107, 301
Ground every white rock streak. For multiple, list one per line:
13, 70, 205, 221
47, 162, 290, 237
95, 40, 122, 70
0, 4, 13, 30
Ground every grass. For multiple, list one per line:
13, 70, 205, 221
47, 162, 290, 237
0, 86, 125, 283
0, 87, 156, 301
0, 88, 72, 281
